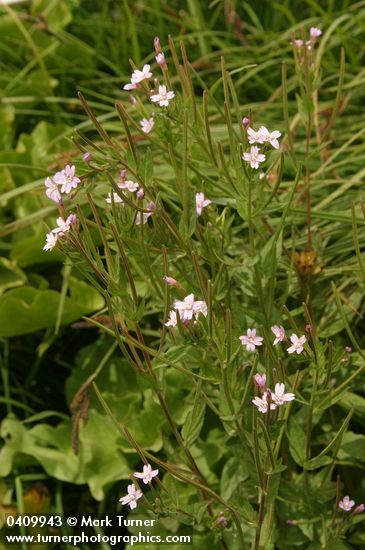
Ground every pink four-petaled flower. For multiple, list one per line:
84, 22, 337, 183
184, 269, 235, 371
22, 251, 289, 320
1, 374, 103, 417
53, 164, 80, 194
106, 192, 124, 205
239, 328, 263, 352
134, 464, 159, 484
118, 180, 139, 193
287, 334, 306, 355
195, 192, 211, 216
131, 64, 152, 84
339, 496, 355, 512
242, 146, 266, 169
45, 177, 62, 204
119, 484, 143, 510
271, 325, 285, 345
174, 293, 208, 323
150, 85, 175, 107
43, 232, 58, 251
271, 383, 295, 405
140, 117, 155, 134
252, 392, 277, 414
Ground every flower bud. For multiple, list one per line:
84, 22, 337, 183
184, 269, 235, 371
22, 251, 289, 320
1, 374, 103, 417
83, 152, 92, 164
155, 52, 166, 67
242, 117, 250, 128
154, 36, 162, 53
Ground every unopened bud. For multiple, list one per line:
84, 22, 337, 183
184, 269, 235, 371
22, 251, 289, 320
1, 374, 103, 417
154, 36, 162, 53
137, 188, 145, 200
253, 373, 266, 390
354, 504, 364, 514
163, 276, 180, 288
83, 152, 92, 164
242, 117, 250, 128
155, 52, 166, 67
119, 169, 127, 182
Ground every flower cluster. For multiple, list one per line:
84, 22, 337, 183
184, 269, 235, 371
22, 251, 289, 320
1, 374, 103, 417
293, 27, 322, 50
119, 463, 158, 510
165, 293, 208, 327
252, 381, 295, 414
242, 125, 281, 169
43, 214, 77, 251
123, 39, 175, 121
239, 326, 307, 355
43, 165, 80, 251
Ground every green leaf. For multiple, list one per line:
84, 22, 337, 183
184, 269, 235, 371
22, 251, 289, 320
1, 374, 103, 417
287, 415, 307, 466
181, 398, 206, 447
0, 277, 104, 336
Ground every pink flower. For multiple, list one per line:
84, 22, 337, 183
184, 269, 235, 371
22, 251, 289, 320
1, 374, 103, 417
155, 52, 166, 66
248, 126, 281, 149
242, 146, 266, 169
45, 177, 62, 204
136, 188, 145, 200
150, 85, 175, 107
195, 192, 211, 216
174, 293, 207, 323
193, 300, 208, 319
252, 392, 277, 414
247, 127, 263, 144
239, 328, 263, 352
271, 325, 285, 345
134, 464, 159, 484
119, 484, 143, 510
310, 27, 322, 38
164, 310, 177, 327
43, 231, 58, 251
174, 293, 196, 322
135, 201, 155, 225
287, 334, 306, 355
131, 64, 152, 84
118, 180, 139, 193
106, 192, 124, 205
140, 117, 154, 134
339, 496, 355, 512
271, 383, 295, 405
253, 373, 266, 390
52, 214, 76, 236
123, 82, 138, 91
261, 127, 281, 149
345, 346, 352, 353
293, 39, 304, 48
53, 165, 80, 194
